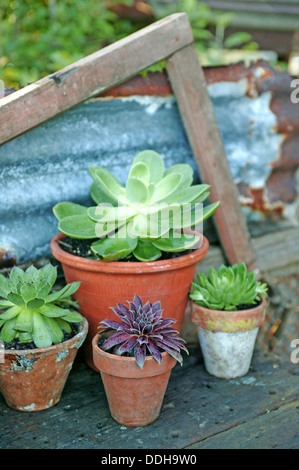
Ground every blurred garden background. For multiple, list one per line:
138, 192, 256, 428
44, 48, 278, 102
1, 0, 299, 90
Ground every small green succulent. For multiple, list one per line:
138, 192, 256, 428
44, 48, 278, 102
0, 264, 83, 348
190, 263, 268, 311
53, 150, 220, 261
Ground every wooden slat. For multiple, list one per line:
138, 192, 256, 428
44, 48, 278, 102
0, 13, 193, 144
187, 400, 299, 449
166, 44, 258, 271
195, 227, 299, 277
0, 351, 297, 449
204, 0, 299, 15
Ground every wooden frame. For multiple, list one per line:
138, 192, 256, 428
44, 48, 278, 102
0, 13, 258, 272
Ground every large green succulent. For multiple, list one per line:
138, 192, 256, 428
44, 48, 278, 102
0, 264, 83, 348
53, 150, 220, 262
190, 263, 268, 311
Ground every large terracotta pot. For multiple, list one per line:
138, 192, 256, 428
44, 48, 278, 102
191, 296, 267, 379
92, 332, 177, 426
51, 232, 209, 370
0, 318, 88, 412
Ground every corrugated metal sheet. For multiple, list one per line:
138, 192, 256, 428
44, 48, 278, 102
0, 60, 298, 265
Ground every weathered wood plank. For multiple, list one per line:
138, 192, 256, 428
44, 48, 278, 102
195, 227, 299, 277
1, 350, 298, 449
166, 44, 258, 272
187, 400, 299, 449
0, 13, 193, 144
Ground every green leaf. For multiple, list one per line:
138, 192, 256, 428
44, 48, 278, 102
150, 173, 183, 203
87, 205, 136, 224
59, 214, 97, 239
128, 162, 150, 181
90, 182, 117, 206
90, 167, 125, 204
39, 305, 70, 318
56, 318, 72, 333
91, 234, 137, 261
14, 309, 33, 332
224, 32, 252, 49
126, 177, 149, 204
152, 231, 200, 252
132, 150, 164, 183
10, 267, 24, 286
25, 265, 38, 281
20, 283, 37, 303
18, 332, 33, 343
26, 298, 46, 309
7, 292, 25, 307
164, 163, 193, 191
53, 202, 88, 221
45, 282, 80, 303
0, 300, 15, 309
40, 264, 57, 286
37, 282, 52, 299
133, 240, 162, 262
0, 317, 17, 343
163, 184, 210, 204
0, 273, 9, 297
32, 312, 52, 348
42, 317, 64, 344
0, 306, 23, 320
62, 311, 83, 323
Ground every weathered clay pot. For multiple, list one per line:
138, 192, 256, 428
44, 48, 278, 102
51, 232, 209, 371
92, 332, 177, 426
0, 318, 88, 412
191, 296, 267, 379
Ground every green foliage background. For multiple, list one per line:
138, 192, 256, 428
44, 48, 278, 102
0, 0, 258, 88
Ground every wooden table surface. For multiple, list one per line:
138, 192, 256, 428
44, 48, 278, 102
1, 346, 298, 450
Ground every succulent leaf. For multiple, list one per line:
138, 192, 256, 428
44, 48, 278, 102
0, 264, 82, 348
190, 263, 268, 311
54, 151, 220, 261
53, 202, 88, 221
99, 295, 188, 368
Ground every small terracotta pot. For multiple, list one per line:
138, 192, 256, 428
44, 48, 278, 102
191, 296, 267, 379
0, 318, 88, 412
92, 333, 177, 426
51, 232, 209, 370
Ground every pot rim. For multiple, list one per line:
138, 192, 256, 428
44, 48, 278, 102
191, 295, 267, 333
3, 316, 89, 358
50, 231, 209, 274
92, 332, 177, 378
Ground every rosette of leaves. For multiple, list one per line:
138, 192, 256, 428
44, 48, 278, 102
0, 264, 83, 348
53, 150, 219, 262
99, 294, 188, 369
189, 263, 268, 311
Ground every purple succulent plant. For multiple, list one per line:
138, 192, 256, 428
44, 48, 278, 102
99, 294, 188, 369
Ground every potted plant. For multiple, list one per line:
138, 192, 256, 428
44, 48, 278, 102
0, 264, 88, 412
92, 294, 188, 426
190, 263, 268, 379
51, 150, 219, 369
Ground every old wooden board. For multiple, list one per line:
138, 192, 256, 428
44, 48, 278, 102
166, 44, 257, 271
1, 348, 298, 449
0, 13, 193, 145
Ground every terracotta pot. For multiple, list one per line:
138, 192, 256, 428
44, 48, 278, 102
92, 332, 177, 426
191, 296, 267, 379
51, 232, 209, 370
0, 318, 88, 412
